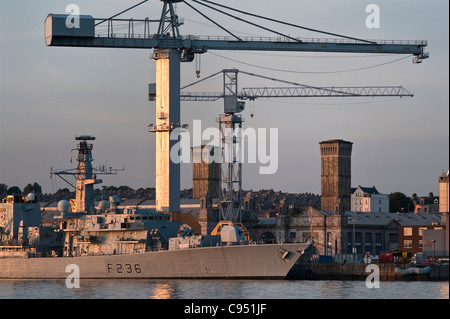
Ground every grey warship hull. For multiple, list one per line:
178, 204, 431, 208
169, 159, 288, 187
0, 243, 309, 279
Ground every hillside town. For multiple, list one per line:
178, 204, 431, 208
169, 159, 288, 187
1, 164, 448, 264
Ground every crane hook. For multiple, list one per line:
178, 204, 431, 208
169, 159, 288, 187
195, 54, 201, 78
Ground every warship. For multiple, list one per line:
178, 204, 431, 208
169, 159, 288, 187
0, 136, 311, 279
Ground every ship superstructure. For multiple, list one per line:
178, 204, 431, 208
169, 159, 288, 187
0, 193, 41, 256
1, 136, 181, 258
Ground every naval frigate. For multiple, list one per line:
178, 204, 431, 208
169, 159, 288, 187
0, 136, 311, 279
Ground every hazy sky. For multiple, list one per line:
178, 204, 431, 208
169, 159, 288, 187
0, 0, 448, 197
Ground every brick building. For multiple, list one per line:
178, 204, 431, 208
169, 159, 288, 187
398, 224, 446, 257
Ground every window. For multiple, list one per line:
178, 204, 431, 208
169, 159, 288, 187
355, 232, 362, 253
375, 233, 382, 243
375, 233, 383, 253
389, 233, 398, 244
365, 233, 372, 244
404, 240, 413, 248
403, 227, 412, 236
347, 232, 356, 253
418, 227, 427, 236
365, 233, 372, 253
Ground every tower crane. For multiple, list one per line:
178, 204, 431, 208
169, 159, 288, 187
44, 0, 428, 215
171, 68, 414, 230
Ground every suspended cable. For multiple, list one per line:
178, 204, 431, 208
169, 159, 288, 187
237, 70, 369, 96
183, 69, 363, 97
95, 0, 148, 26
182, 0, 241, 41
209, 52, 412, 74
183, 17, 263, 38
197, 0, 376, 44
180, 70, 223, 90
190, 0, 300, 42
239, 70, 319, 88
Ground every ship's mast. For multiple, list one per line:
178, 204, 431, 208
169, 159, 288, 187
51, 135, 123, 214
74, 136, 100, 214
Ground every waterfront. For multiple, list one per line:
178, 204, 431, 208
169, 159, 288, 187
0, 279, 448, 299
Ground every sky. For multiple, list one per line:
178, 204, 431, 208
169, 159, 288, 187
0, 0, 448, 198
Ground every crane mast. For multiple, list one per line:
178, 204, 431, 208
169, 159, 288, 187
44, 0, 428, 215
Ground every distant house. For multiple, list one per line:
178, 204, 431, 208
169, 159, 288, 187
412, 192, 439, 213
351, 185, 389, 213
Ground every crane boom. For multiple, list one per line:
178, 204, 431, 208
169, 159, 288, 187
45, 19, 428, 59
179, 86, 413, 101
44, 3, 428, 61
175, 69, 414, 101
240, 86, 413, 99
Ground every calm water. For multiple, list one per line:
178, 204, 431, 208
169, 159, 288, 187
0, 279, 448, 299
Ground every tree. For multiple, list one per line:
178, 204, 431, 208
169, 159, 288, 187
7, 186, 22, 195
389, 192, 415, 213
0, 183, 7, 195
55, 188, 71, 195
23, 182, 42, 195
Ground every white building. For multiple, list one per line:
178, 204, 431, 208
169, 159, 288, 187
351, 185, 389, 213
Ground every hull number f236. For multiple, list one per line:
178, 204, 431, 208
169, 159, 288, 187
107, 263, 142, 274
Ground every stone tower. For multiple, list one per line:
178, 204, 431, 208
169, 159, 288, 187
192, 145, 220, 199
197, 191, 219, 236
319, 139, 353, 213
